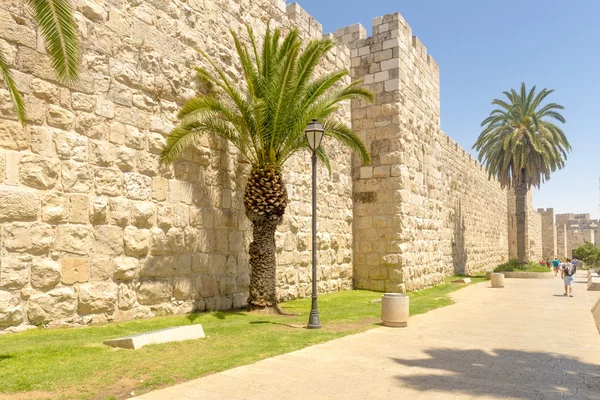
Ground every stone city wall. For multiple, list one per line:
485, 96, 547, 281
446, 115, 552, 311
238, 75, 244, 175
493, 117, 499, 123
537, 208, 557, 260
0, 0, 355, 331
507, 191, 543, 261
339, 14, 509, 292
529, 208, 542, 261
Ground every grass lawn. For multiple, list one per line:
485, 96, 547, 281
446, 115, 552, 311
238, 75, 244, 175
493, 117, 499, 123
0, 275, 485, 400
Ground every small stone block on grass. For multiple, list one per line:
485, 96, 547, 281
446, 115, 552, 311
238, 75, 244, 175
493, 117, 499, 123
104, 324, 206, 350
451, 278, 471, 284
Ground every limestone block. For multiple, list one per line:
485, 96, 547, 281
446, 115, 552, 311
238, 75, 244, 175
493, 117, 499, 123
19, 154, 59, 189
152, 177, 169, 201
117, 283, 136, 310
95, 225, 124, 255
0, 291, 23, 326
3, 222, 53, 255
72, 92, 96, 111
56, 225, 93, 255
94, 168, 122, 196
62, 161, 93, 193
0, 120, 28, 150
232, 293, 247, 309
588, 277, 600, 291
69, 194, 89, 224
0, 186, 39, 222
29, 126, 54, 156
149, 227, 166, 255
219, 276, 236, 296
89, 140, 116, 166
0, 256, 31, 289
165, 228, 185, 253
197, 275, 218, 298
90, 197, 108, 224
124, 173, 151, 200
148, 132, 166, 155
95, 98, 115, 118
131, 202, 156, 228
124, 226, 150, 256
109, 198, 130, 226
54, 130, 87, 161
78, 282, 118, 314
173, 277, 192, 300
113, 256, 139, 281
61, 257, 89, 284
40, 192, 67, 223
137, 280, 171, 305
103, 324, 205, 350
174, 205, 189, 228
124, 126, 146, 150
47, 105, 74, 130
157, 204, 174, 228
137, 152, 160, 176
90, 257, 112, 281
29, 258, 60, 289
116, 146, 136, 171
27, 287, 77, 324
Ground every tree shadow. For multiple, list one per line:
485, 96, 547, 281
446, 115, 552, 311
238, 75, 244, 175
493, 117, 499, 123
392, 348, 600, 399
0, 355, 13, 363
186, 310, 248, 323
452, 200, 468, 276
248, 321, 305, 329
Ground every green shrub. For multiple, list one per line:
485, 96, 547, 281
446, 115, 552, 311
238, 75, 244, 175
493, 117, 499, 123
494, 259, 551, 273
573, 242, 600, 268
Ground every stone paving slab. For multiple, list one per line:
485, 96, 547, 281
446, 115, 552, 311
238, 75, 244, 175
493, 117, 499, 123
133, 272, 600, 400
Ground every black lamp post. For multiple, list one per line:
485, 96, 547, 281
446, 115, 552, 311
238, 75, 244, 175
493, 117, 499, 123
305, 118, 324, 329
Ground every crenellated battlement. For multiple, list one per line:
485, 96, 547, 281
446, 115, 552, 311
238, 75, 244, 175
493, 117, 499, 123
286, 2, 323, 40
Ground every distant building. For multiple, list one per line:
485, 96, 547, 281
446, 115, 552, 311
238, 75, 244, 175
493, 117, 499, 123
538, 210, 599, 259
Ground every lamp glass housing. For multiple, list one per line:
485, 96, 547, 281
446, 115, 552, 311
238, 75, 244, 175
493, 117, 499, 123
305, 119, 324, 151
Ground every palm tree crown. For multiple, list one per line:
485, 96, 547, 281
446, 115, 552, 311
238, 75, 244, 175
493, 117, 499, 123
0, 0, 79, 124
473, 82, 570, 189
161, 24, 372, 170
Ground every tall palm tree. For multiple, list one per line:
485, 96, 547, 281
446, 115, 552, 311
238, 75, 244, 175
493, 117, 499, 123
473, 83, 570, 263
1, 0, 79, 124
161, 24, 373, 311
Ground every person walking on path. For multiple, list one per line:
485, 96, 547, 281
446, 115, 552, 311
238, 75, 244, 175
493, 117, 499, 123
553, 257, 560, 276
562, 259, 576, 297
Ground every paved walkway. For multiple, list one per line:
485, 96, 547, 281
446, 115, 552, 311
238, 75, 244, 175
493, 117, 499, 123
134, 272, 600, 400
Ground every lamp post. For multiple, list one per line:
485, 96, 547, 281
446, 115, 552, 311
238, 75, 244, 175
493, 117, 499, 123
305, 118, 324, 329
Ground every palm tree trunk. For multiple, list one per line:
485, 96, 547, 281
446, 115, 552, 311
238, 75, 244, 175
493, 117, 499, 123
247, 216, 279, 311
515, 173, 528, 263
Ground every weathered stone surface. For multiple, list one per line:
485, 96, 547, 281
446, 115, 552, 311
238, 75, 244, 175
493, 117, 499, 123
61, 257, 89, 284
94, 168, 122, 196
0, 291, 23, 326
62, 161, 93, 193
78, 282, 118, 314
95, 225, 124, 254
103, 324, 205, 350
3, 222, 53, 255
69, 194, 90, 224
31, 258, 61, 289
19, 154, 59, 190
131, 202, 156, 228
41, 192, 68, 223
113, 256, 139, 281
47, 105, 74, 129
28, 287, 77, 324
0, 256, 31, 289
0, 186, 39, 222
109, 198, 130, 226
137, 280, 171, 305
124, 173, 151, 200
90, 257, 113, 281
56, 225, 94, 255
124, 227, 150, 256
54, 130, 87, 161
117, 283, 136, 310
173, 276, 192, 300
0, 120, 28, 150
90, 197, 108, 224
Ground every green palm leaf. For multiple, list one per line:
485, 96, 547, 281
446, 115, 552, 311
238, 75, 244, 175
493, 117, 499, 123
26, 0, 79, 83
0, 47, 26, 124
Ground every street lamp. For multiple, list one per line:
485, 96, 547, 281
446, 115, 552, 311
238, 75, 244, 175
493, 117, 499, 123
305, 118, 324, 329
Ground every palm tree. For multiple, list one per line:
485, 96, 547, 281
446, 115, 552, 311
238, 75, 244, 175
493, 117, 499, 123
1, 0, 79, 124
473, 83, 570, 263
161, 24, 372, 311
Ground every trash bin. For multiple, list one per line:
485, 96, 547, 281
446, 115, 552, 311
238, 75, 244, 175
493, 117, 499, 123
485, 270, 493, 280
491, 273, 505, 288
381, 293, 409, 327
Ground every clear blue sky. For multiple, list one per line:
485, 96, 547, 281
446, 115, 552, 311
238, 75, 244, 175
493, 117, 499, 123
294, 0, 600, 219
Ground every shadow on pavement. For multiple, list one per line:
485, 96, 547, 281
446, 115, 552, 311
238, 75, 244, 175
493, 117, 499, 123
393, 348, 600, 399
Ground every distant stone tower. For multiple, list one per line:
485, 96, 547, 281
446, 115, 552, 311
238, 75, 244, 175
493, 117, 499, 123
537, 208, 557, 259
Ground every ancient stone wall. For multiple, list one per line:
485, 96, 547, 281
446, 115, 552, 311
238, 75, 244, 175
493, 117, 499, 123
340, 14, 509, 292
529, 208, 542, 261
507, 190, 543, 261
0, 0, 355, 330
537, 208, 557, 260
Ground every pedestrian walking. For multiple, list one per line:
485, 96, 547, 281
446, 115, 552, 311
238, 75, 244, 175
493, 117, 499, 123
562, 259, 576, 297
552, 257, 560, 276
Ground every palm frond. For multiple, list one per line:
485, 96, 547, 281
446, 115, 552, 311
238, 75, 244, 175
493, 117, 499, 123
0, 47, 26, 124
26, 0, 79, 83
